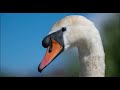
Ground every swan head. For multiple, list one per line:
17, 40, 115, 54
38, 15, 97, 72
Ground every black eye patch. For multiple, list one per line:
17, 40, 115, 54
42, 27, 66, 51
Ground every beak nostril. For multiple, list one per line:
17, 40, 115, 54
48, 38, 53, 53
49, 46, 52, 53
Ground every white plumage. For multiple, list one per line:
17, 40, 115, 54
49, 15, 105, 77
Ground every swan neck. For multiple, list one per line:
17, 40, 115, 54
78, 41, 105, 77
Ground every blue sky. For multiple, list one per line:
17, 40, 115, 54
0, 13, 112, 76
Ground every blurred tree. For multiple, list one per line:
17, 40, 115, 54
101, 13, 120, 77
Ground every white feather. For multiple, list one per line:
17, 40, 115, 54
49, 15, 105, 77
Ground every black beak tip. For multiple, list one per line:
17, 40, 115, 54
38, 66, 42, 73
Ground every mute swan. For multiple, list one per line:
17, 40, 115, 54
38, 15, 105, 77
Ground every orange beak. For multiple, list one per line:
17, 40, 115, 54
38, 38, 63, 72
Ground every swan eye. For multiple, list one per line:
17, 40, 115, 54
61, 27, 66, 32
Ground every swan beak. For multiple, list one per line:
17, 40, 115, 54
38, 38, 63, 72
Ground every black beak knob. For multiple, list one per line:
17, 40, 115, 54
42, 36, 51, 48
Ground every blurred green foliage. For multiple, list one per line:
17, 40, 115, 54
101, 13, 120, 77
